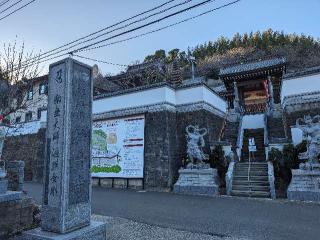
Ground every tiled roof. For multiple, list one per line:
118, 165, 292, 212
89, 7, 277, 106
26, 74, 48, 83
219, 57, 286, 76
283, 66, 320, 79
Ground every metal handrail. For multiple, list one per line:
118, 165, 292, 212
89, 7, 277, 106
236, 115, 243, 162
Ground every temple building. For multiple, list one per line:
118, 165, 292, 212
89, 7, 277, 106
2, 57, 320, 200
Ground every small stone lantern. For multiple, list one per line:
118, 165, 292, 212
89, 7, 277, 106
0, 160, 7, 194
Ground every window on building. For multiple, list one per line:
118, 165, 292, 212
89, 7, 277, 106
25, 112, 32, 122
39, 83, 48, 95
37, 109, 43, 120
15, 116, 21, 123
27, 86, 33, 100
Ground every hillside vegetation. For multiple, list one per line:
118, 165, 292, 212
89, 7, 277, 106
143, 29, 320, 78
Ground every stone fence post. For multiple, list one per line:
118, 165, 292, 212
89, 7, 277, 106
6, 161, 25, 191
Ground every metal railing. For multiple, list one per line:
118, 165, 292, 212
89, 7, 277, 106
236, 115, 243, 162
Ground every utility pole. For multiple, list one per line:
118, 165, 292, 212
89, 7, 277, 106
189, 55, 196, 81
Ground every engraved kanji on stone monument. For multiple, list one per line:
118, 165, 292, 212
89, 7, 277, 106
42, 58, 93, 233
23, 58, 106, 239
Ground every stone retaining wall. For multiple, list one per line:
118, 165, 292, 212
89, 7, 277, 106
2, 129, 46, 182
2, 109, 224, 189
284, 105, 320, 140
0, 196, 39, 239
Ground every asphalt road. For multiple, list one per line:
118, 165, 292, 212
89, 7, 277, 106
24, 182, 320, 240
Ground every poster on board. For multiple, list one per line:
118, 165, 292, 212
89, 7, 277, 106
91, 115, 145, 178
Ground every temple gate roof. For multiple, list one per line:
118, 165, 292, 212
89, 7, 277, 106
219, 57, 286, 82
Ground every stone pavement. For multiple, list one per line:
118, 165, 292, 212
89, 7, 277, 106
25, 182, 320, 240
92, 215, 247, 240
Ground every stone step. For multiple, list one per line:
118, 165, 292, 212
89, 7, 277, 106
236, 168, 267, 171
235, 166, 268, 170
234, 170, 268, 175
232, 185, 270, 191
233, 180, 270, 186
236, 163, 268, 167
235, 165, 268, 169
235, 166, 268, 171
233, 175, 269, 181
231, 190, 271, 198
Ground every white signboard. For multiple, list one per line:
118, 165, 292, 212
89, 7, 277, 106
92, 115, 145, 178
248, 137, 257, 152
249, 145, 257, 152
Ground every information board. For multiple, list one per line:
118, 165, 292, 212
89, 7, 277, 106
92, 115, 145, 178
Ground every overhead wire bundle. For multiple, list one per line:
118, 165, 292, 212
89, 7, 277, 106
0, 0, 36, 21
8, 0, 241, 71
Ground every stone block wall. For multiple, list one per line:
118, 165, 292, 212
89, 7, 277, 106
2, 128, 46, 182
92, 109, 224, 189
144, 111, 178, 188
176, 109, 225, 161
2, 109, 224, 190
283, 103, 320, 140
0, 196, 39, 239
93, 178, 144, 190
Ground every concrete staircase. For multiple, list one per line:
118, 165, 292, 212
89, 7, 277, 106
241, 128, 266, 162
231, 162, 271, 198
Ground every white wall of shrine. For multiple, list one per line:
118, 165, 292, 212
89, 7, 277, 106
93, 85, 227, 115
281, 73, 320, 102
6, 84, 227, 136
241, 114, 265, 129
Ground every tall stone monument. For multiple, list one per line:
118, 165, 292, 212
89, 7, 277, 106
23, 58, 106, 239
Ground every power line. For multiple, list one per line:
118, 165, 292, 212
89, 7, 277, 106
17, 0, 179, 65
0, 0, 35, 21
73, 54, 128, 67
22, 0, 214, 64
33, 0, 193, 63
11, 0, 241, 70
72, 0, 215, 54
78, 0, 241, 53
0, 0, 24, 15
0, 0, 11, 8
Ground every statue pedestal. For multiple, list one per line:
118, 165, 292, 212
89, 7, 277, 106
0, 179, 22, 203
173, 168, 219, 196
287, 164, 320, 202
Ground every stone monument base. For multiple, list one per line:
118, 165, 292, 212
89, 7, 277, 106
173, 168, 219, 196
0, 190, 22, 202
287, 164, 320, 202
21, 221, 106, 240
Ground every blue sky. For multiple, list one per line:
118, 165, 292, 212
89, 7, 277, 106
1, 0, 320, 75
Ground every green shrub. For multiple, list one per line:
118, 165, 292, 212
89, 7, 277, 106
208, 145, 228, 187
283, 144, 299, 169
268, 142, 307, 195
268, 148, 282, 177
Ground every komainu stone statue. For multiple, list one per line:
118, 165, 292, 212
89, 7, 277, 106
296, 115, 320, 164
173, 125, 219, 196
185, 125, 209, 168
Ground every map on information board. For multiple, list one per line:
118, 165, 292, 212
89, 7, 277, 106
91, 115, 145, 178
